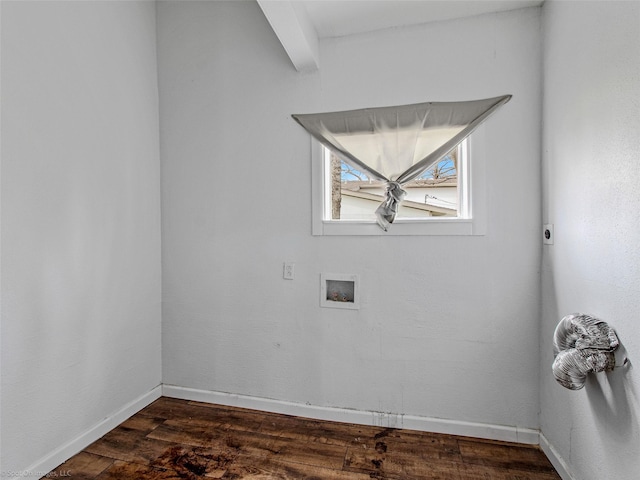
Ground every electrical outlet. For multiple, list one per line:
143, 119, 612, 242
543, 224, 554, 245
283, 262, 295, 280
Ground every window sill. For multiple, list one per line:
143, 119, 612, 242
313, 218, 484, 236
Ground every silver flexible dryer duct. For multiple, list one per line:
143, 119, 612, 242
552, 314, 619, 390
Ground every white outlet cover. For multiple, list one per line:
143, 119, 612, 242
283, 262, 295, 280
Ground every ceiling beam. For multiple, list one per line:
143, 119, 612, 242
257, 0, 319, 73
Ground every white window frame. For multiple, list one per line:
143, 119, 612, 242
310, 127, 487, 236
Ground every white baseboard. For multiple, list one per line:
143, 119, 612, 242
540, 432, 575, 480
162, 384, 540, 445
8, 385, 162, 480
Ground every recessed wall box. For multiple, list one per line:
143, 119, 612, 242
320, 273, 359, 310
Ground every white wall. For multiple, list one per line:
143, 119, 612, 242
4, 2, 638, 476
540, 1, 640, 479
1, 1, 161, 472
159, 1, 542, 431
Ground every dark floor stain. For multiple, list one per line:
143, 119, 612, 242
183, 461, 206, 476
371, 459, 383, 469
155, 447, 207, 479
154, 445, 241, 479
369, 473, 387, 480
221, 472, 242, 480
375, 441, 388, 454
373, 428, 393, 440
225, 435, 242, 450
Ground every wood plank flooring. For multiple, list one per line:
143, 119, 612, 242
45, 397, 561, 479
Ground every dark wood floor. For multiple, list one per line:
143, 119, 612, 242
45, 397, 561, 479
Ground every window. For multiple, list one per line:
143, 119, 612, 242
295, 95, 510, 235
326, 139, 468, 222
310, 129, 487, 236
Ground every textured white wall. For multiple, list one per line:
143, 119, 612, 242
540, 1, 640, 479
1, 1, 162, 472
159, 1, 542, 430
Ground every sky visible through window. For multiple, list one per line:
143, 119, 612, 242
340, 154, 457, 182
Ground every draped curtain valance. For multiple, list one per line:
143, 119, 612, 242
292, 95, 511, 230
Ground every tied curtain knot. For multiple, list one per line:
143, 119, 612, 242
375, 181, 407, 231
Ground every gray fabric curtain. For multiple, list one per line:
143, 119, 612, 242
292, 95, 511, 230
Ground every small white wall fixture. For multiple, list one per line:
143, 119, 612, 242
320, 273, 359, 310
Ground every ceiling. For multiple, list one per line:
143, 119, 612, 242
303, 0, 543, 38
257, 0, 543, 72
